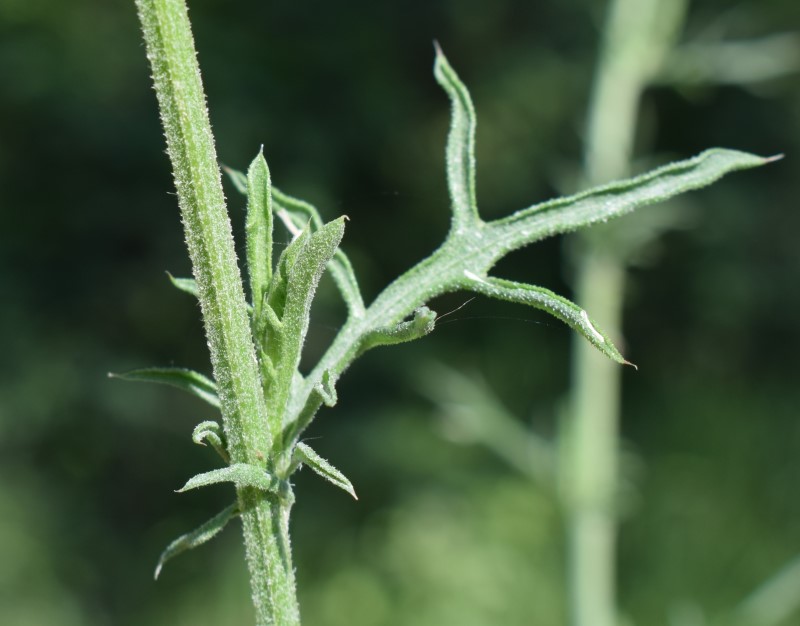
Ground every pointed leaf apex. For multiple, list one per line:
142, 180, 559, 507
154, 503, 239, 580
177, 463, 276, 494
294, 442, 358, 500
109, 367, 220, 408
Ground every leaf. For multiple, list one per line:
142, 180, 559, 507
177, 463, 277, 493
108, 367, 219, 408
273, 187, 365, 317
433, 43, 480, 230
154, 502, 238, 580
265, 225, 310, 322
272, 50, 778, 443
466, 275, 633, 366
360, 306, 437, 353
314, 370, 337, 407
224, 168, 366, 317
192, 420, 229, 463
266, 217, 346, 422
294, 442, 357, 500
222, 164, 248, 194
166, 272, 199, 298
487, 149, 779, 258
246, 150, 273, 318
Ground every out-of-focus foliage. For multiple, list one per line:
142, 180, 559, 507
1, 0, 799, 624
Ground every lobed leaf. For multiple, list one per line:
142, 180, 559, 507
177, 463, 277, 493
154, 502, 239, 580
287, 50, 776, 443
293, 442, 357, 500
433, 43, 480, 231
108, 367, 219, 408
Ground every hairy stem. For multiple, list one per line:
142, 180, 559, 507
134, 0, 298, 622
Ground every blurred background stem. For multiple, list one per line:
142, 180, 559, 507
562, 1, 687, 625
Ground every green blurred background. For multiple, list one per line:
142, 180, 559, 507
1, 0, 799, 624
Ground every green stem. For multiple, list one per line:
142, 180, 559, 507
565, 253, 625, 626
134, 0, 298, 623
563, 1, 687, 625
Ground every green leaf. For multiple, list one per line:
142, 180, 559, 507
467, 276, 632, 366
265, 225, 310, 322
360, 306, 437, 353
294, 442, 357, 500
224, 171, 365, 317
177, 463, 277, 493
166, 272, 199, 298
108, 367, 220, 408
283, 217, 346, 364
314, 370, 337, 408
287, 51, 776, 441
487, 149, 779, 258
433, 43, 480, 231
272, 187, 365, 317
266, 217, 346, 429
154, 502, 238, 580
246, 150, 273, 318
192, 420, 229, 463
222, 164, 248, 194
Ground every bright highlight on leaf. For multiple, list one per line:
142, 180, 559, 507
467, 276, 633, 366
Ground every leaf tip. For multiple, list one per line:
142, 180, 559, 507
154, 562, 163, 581
764, 153, 784, 164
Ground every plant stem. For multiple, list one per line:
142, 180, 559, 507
565, 253, 625, 626
563, 1, 687, 625
134, 0, 299, 622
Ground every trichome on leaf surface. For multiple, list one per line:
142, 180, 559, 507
125, 0, 775, 623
